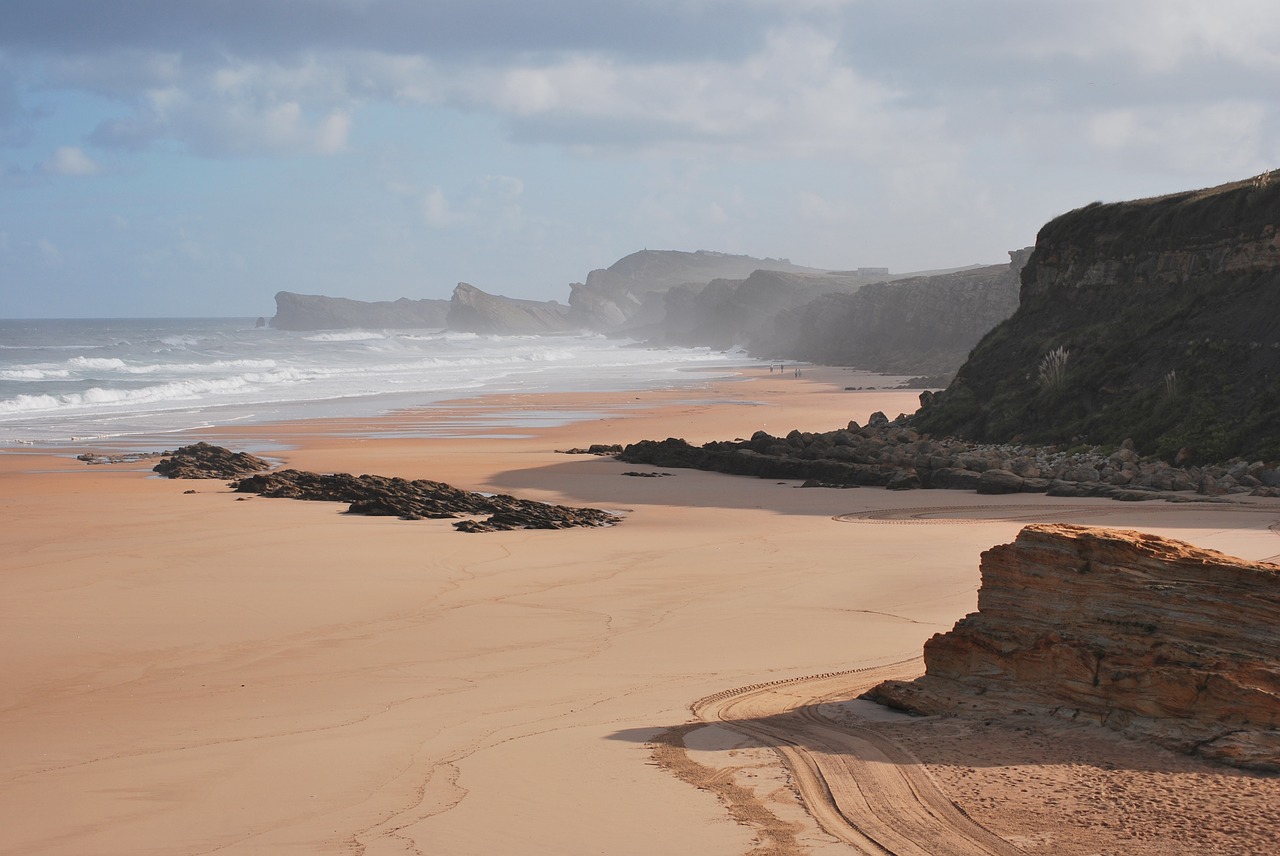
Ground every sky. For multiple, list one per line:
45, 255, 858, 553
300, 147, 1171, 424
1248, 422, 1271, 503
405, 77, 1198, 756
1, 1, 1277, 318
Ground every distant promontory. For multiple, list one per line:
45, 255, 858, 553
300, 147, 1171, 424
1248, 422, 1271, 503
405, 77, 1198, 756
268, 248, 1024, 378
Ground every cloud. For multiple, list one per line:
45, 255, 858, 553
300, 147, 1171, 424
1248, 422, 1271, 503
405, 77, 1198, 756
0, 1, 786, 64
422, 187, 460, 228
36, 237, 60, 264
40, 145, 100, 175
83, 57, 354, 157
4, 0, 1275, 175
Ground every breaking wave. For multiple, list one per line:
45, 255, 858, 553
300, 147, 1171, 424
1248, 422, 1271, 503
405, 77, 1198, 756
0, 318, 749, 444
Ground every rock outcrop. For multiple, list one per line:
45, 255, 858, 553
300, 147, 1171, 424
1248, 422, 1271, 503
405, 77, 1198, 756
617, 423, 1280, 499
867, 524, 1280, 771
232, 469, 619, 532
270, 291, 450, 331
915, 173, 1280, 462
152, 442, 273, 479
759, 251, 1029, 376
446, 282, 576, 335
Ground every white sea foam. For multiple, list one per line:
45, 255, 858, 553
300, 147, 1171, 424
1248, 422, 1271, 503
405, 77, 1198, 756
0, 318, 750, 446
0, 367, 72, 380
67, 356, 127, 370
302, 330, 389, 342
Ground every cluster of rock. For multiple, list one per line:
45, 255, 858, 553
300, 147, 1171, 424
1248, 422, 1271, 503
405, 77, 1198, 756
231, 469, 620, 532
865, 524, 1280, 771
151, 442, 274, 479
617, 416, 1280, 500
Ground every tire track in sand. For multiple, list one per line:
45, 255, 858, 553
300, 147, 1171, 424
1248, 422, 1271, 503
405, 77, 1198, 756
676, 661, 1027, 856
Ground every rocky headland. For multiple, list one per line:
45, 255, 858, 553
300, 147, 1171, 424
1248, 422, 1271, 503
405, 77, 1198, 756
445, 282, 576, 335
265, 248, 1014, 379
270, 291, 450, 331
865, 524, 1280, 771
916, 172, 1280, 462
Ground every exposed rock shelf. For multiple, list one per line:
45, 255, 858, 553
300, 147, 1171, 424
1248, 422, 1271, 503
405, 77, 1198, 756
866, 524, 1280, 771
617, 420, 1280, 499
149, 443, 618, 532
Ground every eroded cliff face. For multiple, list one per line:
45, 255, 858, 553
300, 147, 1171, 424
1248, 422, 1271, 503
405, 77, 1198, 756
868, 524, 1280, 771
566, 249, 819, 331
915, 173, 1280, 461
656, 269, 871, 350
759, 250, 1029, 376
270, 291, 450, 331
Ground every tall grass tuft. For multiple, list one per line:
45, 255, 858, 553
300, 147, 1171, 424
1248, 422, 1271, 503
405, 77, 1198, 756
1163, 369, 1179, 400
1038, 346, 1070, 394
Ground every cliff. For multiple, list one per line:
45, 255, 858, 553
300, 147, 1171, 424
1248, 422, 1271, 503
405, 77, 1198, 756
867, 524, 1280, 771
656, 269, 870, 350
270, 291, 450, 331
914, 173, 1280, 462
446, 282, 576, 335
567, 249, 824, 331
760, 252, 1027, 375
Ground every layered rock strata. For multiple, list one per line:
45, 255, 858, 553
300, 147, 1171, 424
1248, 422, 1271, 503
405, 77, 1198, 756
866, 524, 1280, 771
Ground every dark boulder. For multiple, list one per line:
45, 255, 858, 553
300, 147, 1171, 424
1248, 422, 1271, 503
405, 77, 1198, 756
153, 443, 272, 479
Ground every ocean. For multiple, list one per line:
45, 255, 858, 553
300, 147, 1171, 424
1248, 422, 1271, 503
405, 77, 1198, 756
0, 318, 751, 449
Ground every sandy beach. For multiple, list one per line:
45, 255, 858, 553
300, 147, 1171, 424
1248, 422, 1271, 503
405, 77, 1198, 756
2, 365, 1278, 855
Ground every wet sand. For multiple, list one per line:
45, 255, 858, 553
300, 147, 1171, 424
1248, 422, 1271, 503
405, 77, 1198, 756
2, 365, 1277, 855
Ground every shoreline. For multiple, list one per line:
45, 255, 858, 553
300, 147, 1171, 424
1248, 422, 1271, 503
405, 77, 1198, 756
3, 366, 1278, 854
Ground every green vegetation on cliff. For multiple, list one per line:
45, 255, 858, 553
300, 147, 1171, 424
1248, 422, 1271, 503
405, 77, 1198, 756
915, 173, 1280, 463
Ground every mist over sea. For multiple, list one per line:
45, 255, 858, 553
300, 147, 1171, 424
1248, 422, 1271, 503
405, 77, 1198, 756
0, 318, 750, 448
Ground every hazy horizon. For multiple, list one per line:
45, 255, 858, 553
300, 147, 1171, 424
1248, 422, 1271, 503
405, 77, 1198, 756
2, 1, 1277, 318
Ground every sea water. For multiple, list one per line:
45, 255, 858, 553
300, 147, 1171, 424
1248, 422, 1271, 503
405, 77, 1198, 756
0, 318, 750, 448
